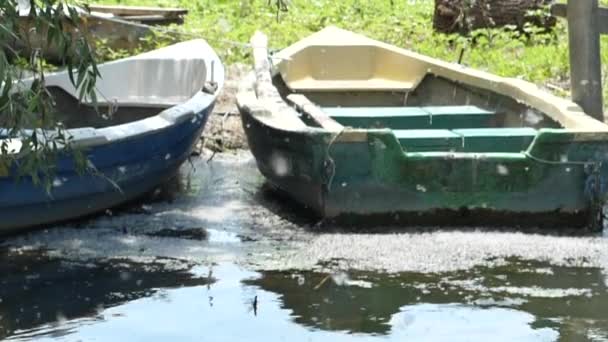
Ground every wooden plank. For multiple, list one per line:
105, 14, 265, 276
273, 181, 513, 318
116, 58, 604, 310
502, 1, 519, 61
551, 3, 608, 34
566, 0, 604, 120
251, 31, 277, 100
321, 106, 495, 130
122, 15, 170, 21
249, 32, 306, 129
88, 5, 188, 18
120, 15, 184, 25
14, 15, 153, 63
286, 94, 344, 132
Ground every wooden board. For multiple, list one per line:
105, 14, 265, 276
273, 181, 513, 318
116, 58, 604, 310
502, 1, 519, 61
13, 15, 154, 63
88, 5, 188, 18
88, 5, 187, 25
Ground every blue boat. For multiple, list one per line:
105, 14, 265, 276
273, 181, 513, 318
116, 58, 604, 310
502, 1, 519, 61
0, 39, 224, 233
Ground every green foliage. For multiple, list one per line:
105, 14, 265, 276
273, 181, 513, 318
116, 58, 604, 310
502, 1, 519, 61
1, 0, 99, 191
101, 0, 608, 109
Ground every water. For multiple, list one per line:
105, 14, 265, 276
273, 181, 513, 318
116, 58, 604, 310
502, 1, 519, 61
1, 152, 608, 341
2, 258, 606, 341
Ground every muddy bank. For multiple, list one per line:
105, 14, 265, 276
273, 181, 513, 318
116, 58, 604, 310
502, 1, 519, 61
200, 63, 249, 152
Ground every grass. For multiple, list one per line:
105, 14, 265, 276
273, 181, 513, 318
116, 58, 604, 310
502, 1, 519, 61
97, 0, 608, 110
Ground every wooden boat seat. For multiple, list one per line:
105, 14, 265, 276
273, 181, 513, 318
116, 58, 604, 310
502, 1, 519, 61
393, 129, 462, 152
323, 105, 495, 129
393, 127, 537, 153
453, 127, 538, 153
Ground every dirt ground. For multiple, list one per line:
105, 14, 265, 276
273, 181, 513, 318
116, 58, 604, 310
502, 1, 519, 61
199, 63, 250, 152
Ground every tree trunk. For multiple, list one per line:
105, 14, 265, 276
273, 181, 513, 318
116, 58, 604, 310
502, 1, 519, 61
433, 0, 556, 34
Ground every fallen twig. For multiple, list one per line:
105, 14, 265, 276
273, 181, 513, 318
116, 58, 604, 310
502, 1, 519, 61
313, 274, 331, 290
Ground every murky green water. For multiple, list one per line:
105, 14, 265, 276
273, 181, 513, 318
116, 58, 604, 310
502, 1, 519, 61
1, 152, 608, 341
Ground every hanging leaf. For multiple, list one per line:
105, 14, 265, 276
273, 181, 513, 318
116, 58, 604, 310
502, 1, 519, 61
0, 0, 100, 191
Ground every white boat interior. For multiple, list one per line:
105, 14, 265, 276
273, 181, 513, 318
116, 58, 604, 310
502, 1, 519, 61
12, 39, 222, 130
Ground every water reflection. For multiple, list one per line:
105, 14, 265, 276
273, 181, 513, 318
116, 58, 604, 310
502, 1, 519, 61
3, 255, 608, 341
2, 261, 566, 342
387, 304, 556, 341
0, 249, 212, 340
248, 259, 608, 340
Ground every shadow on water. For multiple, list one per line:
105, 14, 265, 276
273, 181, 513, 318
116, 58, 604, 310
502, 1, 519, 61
0, 248, 212, 340
248, 258, 608, 340
252, 182, 322, 227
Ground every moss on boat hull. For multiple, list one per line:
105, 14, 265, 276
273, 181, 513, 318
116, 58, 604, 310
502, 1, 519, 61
238, 27, 608, 231
241, 107, 608, 230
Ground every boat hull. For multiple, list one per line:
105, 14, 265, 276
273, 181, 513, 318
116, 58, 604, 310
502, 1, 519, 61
0, 103, 213, 234
238, 27, 608, 230
241, 107, 605, 230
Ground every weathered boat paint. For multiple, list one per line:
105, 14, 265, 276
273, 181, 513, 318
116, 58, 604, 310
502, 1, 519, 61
238, 27, 608, 230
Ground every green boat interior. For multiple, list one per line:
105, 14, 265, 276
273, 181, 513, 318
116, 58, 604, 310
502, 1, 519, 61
275, 75, 566, 154
323, 105, 542, 153
262, 26, 608, 157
